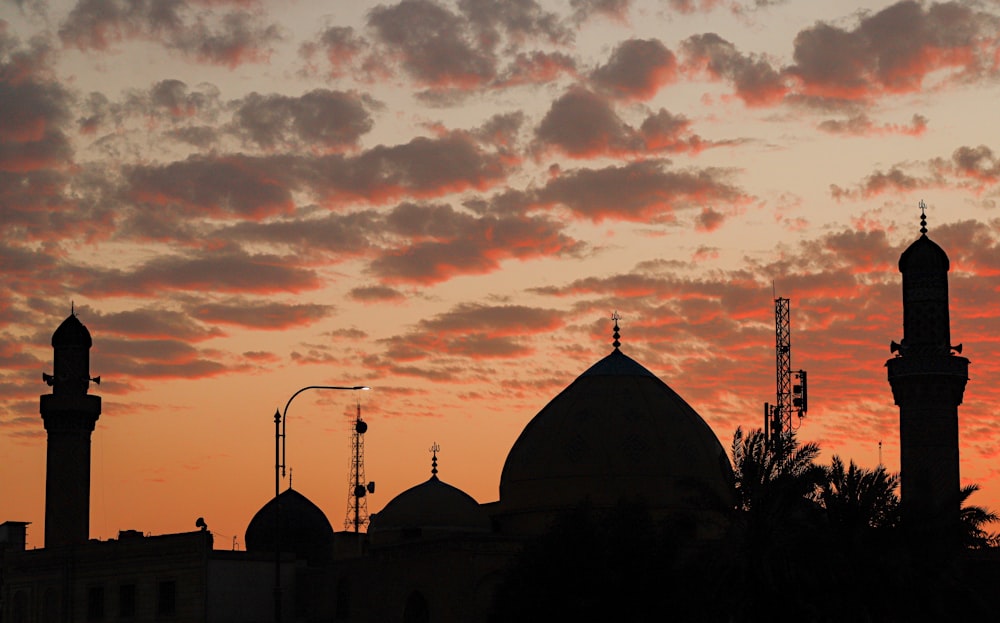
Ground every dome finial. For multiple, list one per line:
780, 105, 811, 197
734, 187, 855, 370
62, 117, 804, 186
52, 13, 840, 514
430, 442, 440, 478
919, 199, 928, 235
612, 311, 621, 350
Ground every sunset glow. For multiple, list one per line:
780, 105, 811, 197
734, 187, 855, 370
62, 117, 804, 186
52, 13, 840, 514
3, 0, 1000, 550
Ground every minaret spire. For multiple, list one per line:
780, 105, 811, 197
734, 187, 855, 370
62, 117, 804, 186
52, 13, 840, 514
612, 311, 621, 350
430, 442, 440, 478
40, 312, 102, 547
887, 201, 969, 531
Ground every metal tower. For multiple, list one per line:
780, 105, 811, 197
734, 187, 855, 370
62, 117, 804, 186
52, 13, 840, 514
764, 297, 807, 456
344, 402, 374, 532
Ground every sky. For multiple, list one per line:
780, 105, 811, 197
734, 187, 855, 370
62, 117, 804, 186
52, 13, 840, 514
3, 0, 1000, 550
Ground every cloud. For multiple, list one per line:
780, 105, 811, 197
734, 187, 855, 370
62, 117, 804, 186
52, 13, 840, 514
86, 307, 223, 341
818, 113, 928, 137
125, 155, 295, 219
591, 38, 677, 101
534, 87, 706, 158
0, 30, 73, 173
380, 302, 566, 362
297, 132, 512, 203
535, 159, 746, 223
95, 336, 231, 380
457, 0, 572, 45
570, 0, 632, 23
370, 201, 580, 284
231, 89, 375, 150
59, 0, 283, 67
367, 0, 496, 88
81, 248, 321, 297
831, 143, 1000, 200
787, 1, 1000, 103
185, 298, 334, 329
680, 33, 787, 106
349, 286, 407, 303
299, 25, 369, 78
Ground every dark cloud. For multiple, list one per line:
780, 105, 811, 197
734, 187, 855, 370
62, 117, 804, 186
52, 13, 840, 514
458, 0, 571, 45
59, 0, 283, 67
497, 51, 576, 87
569, 0, 631, 22
368, 0, 496, 88
231, 89, 375, 150
214, 209, 380, 257
680, 33, 787, 106
788, 1, 1000, 103
87, 307, 223, 341
186, 299, 334, 329
535, 160, 745, 223
296, 132, 511, 203
949, 145, 1000, 184
818, 113, 928, 137
299, 26, 368, 78
534, 87, 641, 157
379, 303, 564, 362
831, 143, 1000, 200
0, 30, 73, 173
639, 109, 704, 153
125, 155, 294, 219
95, 336, 230, 380
82, 248, 321, 297
370, 201, 580, 284
349, 285, 407, 303
591, 38, 677, 101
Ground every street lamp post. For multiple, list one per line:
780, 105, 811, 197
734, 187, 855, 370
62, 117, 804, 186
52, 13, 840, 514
273, 385, 369, 623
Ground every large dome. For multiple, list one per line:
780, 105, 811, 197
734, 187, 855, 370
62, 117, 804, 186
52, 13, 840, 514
498, 348, 733, 534
245, 487, 334, 563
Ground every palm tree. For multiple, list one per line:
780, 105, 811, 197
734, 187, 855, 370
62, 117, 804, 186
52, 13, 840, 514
819, 455, 900, 537
723, 428, 833, 621
958, 483, 1000, 549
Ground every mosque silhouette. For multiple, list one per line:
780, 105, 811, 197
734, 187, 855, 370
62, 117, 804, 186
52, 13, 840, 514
2, 209, 997, 622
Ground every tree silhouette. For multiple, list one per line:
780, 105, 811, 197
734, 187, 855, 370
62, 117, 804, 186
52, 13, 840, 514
958, 484, 1000, 549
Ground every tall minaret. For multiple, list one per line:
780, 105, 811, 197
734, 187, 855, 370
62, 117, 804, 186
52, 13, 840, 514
40, 310, 102, 547
886, 203, 969, 526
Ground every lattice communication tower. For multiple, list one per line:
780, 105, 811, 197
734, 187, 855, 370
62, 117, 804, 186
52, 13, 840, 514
764, 297, 808, 456
344, 402, 375, 532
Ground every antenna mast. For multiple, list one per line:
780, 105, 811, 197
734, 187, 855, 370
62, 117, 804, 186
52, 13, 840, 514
764, 297, 808, 458
344, 401, 373, 532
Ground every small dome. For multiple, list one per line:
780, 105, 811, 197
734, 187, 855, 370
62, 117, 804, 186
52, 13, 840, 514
245, 488, 334, 563
899, 234, 949, 274
498, 348, 733, 533
369, 476, 491, 540
52, 314, 92, 348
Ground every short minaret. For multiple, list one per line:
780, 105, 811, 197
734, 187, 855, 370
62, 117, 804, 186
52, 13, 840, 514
40, 310, 102, 547
886, 203, 969, 527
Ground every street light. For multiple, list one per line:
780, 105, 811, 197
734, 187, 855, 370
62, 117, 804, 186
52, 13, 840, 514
273, 385, 369, 623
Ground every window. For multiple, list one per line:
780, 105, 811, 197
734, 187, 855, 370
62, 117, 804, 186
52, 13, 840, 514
86, 586, 105, 621
157, 580, 176, 617
119, 583, 136, 618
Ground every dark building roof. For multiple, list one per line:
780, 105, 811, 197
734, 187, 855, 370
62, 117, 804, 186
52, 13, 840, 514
369, 475, 491, 541
52, 314, 92, 348
499, 348, 733, 524
899, 233, 950, 274
244, 488, 334, 563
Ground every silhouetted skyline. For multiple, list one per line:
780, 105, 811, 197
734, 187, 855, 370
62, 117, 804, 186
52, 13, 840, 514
3, 0, 1000, 548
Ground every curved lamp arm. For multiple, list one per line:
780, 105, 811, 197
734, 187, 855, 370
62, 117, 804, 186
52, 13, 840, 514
278, 385, 369, 478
